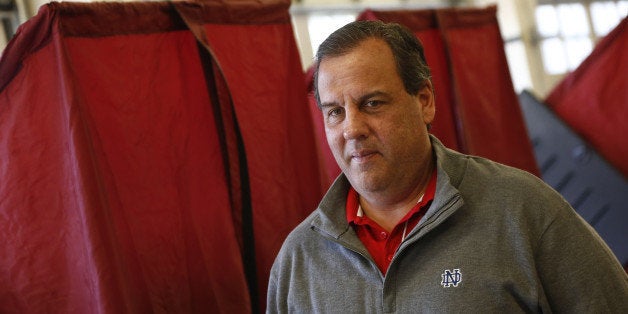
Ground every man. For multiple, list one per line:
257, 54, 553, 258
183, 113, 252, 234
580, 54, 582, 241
267, 20, 628, 313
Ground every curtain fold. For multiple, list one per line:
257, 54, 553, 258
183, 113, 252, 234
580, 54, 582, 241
545, 18, 627, 178
0, 1, 318, 312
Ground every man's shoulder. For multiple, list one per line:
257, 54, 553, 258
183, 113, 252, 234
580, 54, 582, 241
431, 136, 541, 187
464, 153, 542, 186
434, 138, 570, 219
277, 209, 324, 251
435, 140, 548, 193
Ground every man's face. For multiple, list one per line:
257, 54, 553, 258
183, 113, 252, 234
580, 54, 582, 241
317, 38, 435, 198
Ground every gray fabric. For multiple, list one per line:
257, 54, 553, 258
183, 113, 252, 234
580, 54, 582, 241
267, 136, 628, 313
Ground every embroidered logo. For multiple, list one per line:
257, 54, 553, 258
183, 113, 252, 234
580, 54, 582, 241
441, 269, 462, 287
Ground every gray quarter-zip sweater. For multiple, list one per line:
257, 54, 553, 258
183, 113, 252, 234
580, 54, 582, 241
267, 136, 628, 313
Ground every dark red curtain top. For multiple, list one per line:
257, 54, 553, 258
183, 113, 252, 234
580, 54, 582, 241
545, 18, 628, 178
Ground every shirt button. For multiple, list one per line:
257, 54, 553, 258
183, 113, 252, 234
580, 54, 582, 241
379, 231, 388, 240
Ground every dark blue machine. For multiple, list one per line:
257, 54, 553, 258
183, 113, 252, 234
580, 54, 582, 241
518, 91, 628, 267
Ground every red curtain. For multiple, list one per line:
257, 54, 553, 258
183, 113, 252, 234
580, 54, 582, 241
303, 6, 541, 184
0, 1, 320, 313
545, 18, 627, 178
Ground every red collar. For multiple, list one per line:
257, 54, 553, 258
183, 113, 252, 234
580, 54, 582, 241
344, 169, 437, 275
346, 169, 437, 225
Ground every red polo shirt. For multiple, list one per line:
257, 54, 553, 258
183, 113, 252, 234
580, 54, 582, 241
346, 170, 437, 275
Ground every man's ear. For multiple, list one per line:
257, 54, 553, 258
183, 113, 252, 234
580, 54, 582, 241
417, 81, 435, 125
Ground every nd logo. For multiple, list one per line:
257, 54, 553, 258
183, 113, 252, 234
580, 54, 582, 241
441, 269, 462, 287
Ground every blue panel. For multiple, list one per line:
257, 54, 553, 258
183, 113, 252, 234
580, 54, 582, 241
518, 91, 628, 266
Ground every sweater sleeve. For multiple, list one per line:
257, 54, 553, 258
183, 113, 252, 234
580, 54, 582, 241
535, 200, 628, 312
266, 272, 280, 314
266, 254, 288, 314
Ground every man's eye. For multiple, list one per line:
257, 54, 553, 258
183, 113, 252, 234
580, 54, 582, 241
328, 108, 343, 117
365, 100, 383, 107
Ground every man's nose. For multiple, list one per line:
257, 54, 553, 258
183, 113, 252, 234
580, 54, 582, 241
342, 109, 368, 140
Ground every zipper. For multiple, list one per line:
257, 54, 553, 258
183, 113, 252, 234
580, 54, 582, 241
394, 193, 462, 256
311, 225, 386, 280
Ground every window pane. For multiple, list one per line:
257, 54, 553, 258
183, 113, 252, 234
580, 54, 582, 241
308, 14, 356, 55
617, 1, 628, 15
541, 38, 568, 74
495, 0, 521, 39
557, 4, 590, 36
591, 2, 621, 36
565, 37, 593, 69
536, 5, 560, 37
617, 1, 628, 18
505, 41, 532, 92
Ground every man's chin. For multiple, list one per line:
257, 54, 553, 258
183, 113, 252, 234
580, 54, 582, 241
345, 173, 386, 194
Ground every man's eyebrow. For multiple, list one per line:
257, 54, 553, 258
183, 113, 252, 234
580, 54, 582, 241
357, 91, 387, 103
319, 91, 388, 109
319, 102, 338, 109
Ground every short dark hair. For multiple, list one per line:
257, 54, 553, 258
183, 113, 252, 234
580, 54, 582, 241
314, 20, 432, 107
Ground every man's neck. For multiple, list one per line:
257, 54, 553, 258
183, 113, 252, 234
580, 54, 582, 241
358, 162, 434, 232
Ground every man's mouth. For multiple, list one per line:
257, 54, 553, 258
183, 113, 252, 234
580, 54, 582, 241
350, 150, 377, 163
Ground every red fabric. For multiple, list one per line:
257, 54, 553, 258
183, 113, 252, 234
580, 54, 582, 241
353, 7, 539, 176
545, 18, 628, 178
200, 22, 322, 309
0, 1, 320, 313
346, 170, 436, 274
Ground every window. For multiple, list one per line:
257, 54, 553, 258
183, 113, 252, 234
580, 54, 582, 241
535, 1, 626, 75
505, 40, 533, 92
307, 14, 357, 55
590, 1, 624, 35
